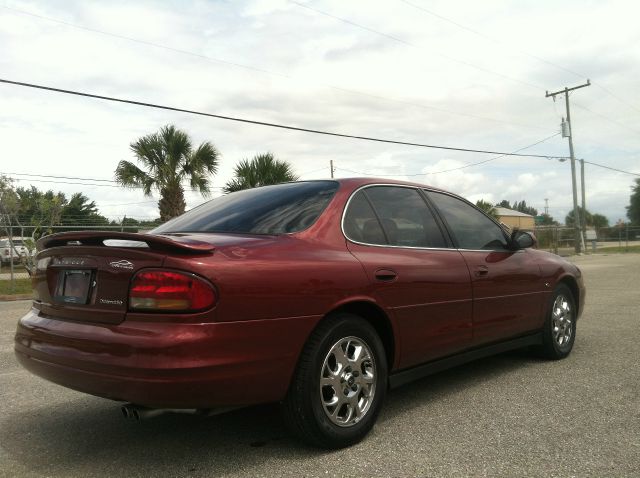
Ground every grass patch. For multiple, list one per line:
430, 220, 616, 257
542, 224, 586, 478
0, 278, 32, 295
594, 245, 640, 253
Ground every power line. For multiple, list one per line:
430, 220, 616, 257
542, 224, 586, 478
397, 0, 640, 117
0, 78, 569, 160
92, 200, 158, 206
297, 166, 330, 177
8, 177, 127, 188
336, 133, 561, 177
582, 161, 640, 177
0, 4, 287, 80
0, 4, 548, 132
591, 84, 640, 116
399, 0, 583, 78
425, 133, 562, 174
2, 171, 118, 183
572, 101, 640, 136
336, 130, 640, 178
290, 1, 544, 91
6, 175, 225, 190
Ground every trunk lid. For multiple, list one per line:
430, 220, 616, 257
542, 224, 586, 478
32, 231, 215, 324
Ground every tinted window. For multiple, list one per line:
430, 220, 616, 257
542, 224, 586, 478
427, 191, 509, 250
343, 186, 447, 248
153, 181, 338, 235
343, 191, 386, 245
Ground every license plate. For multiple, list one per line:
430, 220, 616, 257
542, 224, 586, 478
54, 269, 93, 305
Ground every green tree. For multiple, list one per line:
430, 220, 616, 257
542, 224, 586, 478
223, 153, 298, 193
627, 178, 640, 225
496, 199, 537, 216
475, 199, 499, 219
565, 207, 593, 228
591, 213, 609, 229
537, 213, 558, 226
60, 193, 109, 230
513, 200, 538, 216
11, 186, 66, 237
0, 179, 70, 272
115, 125, 220, 221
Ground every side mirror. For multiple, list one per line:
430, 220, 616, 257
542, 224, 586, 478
512, 230, 537, 249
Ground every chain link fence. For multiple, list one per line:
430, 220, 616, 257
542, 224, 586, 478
534, 224, 640, 256
1, 224, 160, 296
2, 223, 639, 295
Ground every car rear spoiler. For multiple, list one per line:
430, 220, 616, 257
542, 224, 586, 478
37, 231, 215, 254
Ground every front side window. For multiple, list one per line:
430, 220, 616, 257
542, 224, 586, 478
427, 191, 509, 250
343, 186, 447, 248
153, 181, 338, 235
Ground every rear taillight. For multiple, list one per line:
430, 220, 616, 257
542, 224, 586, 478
129, 270, 216, 312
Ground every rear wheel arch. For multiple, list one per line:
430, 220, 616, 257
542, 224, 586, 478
323, 301, 396, 371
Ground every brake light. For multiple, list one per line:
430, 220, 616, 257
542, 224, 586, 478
129, 270, 216, 312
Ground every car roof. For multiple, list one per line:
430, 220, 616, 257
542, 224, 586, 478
332, 177, 453, 195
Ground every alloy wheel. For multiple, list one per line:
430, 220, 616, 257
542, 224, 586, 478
552, 294, 573, 347
319, 336, 376, 427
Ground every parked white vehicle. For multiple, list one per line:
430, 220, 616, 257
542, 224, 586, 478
0, 237, 35, 265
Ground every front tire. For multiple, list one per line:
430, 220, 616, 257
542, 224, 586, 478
539, 284, 576, 359
282, 313, 387, 448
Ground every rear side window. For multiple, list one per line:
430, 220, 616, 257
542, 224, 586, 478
343, 186, 447, 248
153, 181, 338, 235
427, 191, 509, 250
343, 192, 386, 245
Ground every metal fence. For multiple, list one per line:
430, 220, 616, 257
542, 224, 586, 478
0, 257, 31, 293
2, 224, 639, 295
1, 225, 159, 295
534, 224, 640, 256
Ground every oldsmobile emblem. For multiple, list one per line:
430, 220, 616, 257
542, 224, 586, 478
109, 259, 134, 270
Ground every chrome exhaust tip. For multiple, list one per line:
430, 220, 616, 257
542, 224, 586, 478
120, 404, 240, 420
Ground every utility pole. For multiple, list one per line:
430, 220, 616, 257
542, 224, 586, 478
546, 80, 590, 254
544, 198, 549, 216
330, 160, 335, 178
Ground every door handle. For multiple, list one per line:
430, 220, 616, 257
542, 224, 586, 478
474, 265, 489, 277
375, 269, 397, 282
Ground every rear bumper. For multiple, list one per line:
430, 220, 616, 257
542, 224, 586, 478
15, 308, 321, 408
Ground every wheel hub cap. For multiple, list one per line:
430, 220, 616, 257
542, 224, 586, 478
320, 336, 376, 427
552, 294, 573, 347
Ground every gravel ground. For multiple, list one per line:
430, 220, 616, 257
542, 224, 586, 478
0, 253, 638, 477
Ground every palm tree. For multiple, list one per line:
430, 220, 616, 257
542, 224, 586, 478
115, 125, 220, 221
223, 153, 298, 193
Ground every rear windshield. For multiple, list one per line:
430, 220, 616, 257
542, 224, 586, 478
152, 181, 339, 235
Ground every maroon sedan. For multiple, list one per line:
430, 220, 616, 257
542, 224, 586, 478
15, 178, 585, 448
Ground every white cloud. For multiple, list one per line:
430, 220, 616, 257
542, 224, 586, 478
0, 0, 638, 225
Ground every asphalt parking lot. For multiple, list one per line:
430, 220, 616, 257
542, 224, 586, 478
0, 253, 638, 477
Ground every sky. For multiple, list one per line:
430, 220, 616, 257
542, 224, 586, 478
1, 0, 639, 226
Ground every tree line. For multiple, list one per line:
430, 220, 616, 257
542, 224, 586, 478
2, 123, 639, 253
476, 198, 614, 228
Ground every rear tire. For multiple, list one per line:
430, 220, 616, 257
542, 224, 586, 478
539, 284, 576, 359
281, 313, 387, 448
